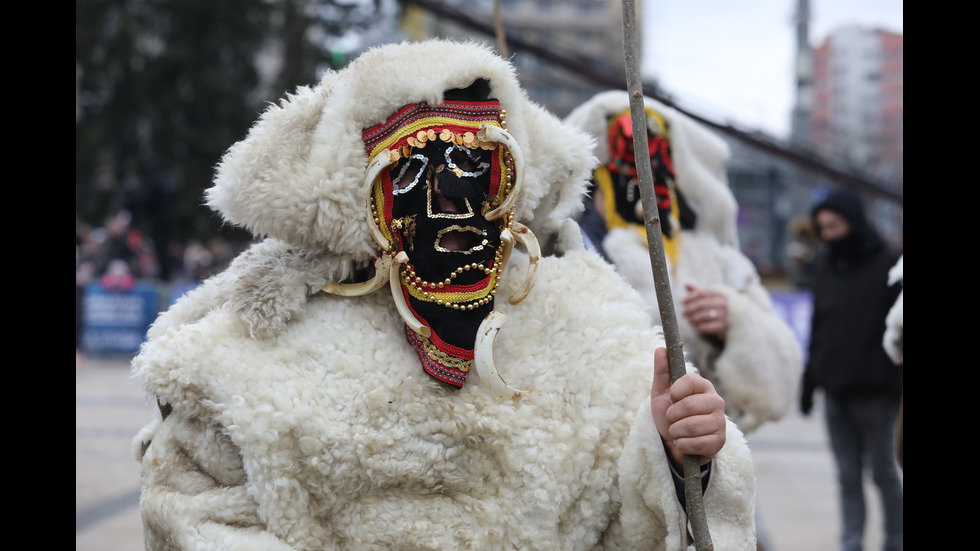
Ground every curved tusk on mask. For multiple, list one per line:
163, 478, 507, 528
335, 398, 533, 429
508, 222, 539, 305
321, 255, 393, 296
475, 309, 532, 400
478, 125, 524, 221
498, 228, 515, 279
364, 149, 395, 250
389, 251, 431, 339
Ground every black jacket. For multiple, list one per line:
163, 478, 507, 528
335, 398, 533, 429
803, 189, 902, 398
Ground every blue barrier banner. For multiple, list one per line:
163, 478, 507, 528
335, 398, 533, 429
83, 282, 159, 356
769, 289, 813, 362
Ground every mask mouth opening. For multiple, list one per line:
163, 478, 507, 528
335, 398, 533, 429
435, 226, 487, 253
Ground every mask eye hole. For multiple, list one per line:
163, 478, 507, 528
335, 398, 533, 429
392, 154, 429, 195
445, 145, 489, 178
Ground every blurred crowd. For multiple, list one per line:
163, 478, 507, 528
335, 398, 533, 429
76, 209, 247, 368
76, 209, 243, 290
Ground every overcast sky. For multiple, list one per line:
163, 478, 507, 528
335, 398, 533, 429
641, 0, 903, 139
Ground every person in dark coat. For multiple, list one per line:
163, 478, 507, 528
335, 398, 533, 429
800, 187, 903, 551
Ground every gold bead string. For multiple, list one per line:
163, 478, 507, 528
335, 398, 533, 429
399, 245, 505, 309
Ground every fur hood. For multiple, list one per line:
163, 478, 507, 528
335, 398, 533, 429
154, 39, 601, 345
207, 39, 597, 277
564, 90, 738, 247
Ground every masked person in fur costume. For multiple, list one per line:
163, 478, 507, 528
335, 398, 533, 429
566, 91, 803, 435
130, 40, 757, 551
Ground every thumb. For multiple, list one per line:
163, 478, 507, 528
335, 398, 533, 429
650, 346, 673, 442
650, 346, 672, 403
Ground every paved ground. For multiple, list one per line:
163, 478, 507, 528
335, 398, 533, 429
76, 355, 151, 551
77, 355, 895, 551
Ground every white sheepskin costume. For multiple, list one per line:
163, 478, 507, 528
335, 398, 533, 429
883, 255, 903, 364
131, 40, 756, 550
564, 91, 803, 434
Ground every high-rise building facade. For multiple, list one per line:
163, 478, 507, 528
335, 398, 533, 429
810, 26, 904, 188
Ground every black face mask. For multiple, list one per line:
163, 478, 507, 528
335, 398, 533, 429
389, 141, 502, 358
362, 94, 526, 390
607, 145, 678, 239
603, 110, 690, 239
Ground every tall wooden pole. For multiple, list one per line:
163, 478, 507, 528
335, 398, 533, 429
493, 0, 509, 58
619, 1, 713, 549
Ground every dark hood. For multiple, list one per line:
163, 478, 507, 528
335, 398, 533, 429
812, 188, 884, 265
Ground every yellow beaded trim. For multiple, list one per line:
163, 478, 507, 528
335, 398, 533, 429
416, 333, 472, 372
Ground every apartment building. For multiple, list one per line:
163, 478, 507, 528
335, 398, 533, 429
811, 26, 903, 187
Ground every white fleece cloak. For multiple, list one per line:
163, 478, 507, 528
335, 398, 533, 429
131, 40, 756, 551
565, 91, 803, 435
883, 255, 903, 365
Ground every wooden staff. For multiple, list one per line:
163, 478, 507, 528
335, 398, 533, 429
492, 0, 509, 58
619, 1, 713, 549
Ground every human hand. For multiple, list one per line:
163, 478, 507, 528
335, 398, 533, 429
800, 387, 814, 416
650, 347, 727, 466
682, 284, 728, 341
799, 371, 815, 416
